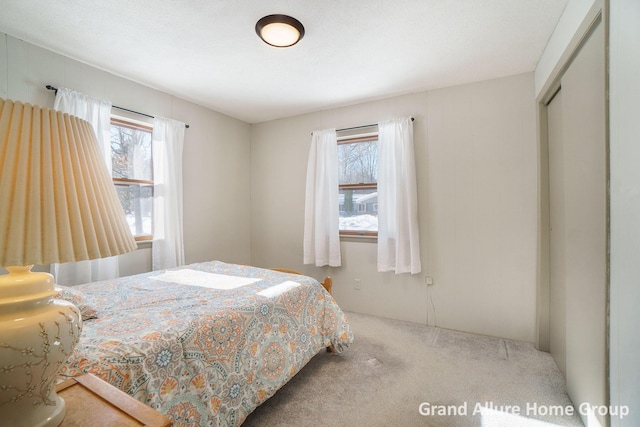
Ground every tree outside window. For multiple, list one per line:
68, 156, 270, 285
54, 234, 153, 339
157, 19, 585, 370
110, 118, 153, 240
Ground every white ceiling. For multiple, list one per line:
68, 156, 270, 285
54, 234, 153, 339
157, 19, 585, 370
0, 0, 567, 124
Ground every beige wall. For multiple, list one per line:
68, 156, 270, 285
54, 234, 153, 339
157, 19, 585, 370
0, 33, 252, 272
251, 73, 539, 343
2, 31, 541, 344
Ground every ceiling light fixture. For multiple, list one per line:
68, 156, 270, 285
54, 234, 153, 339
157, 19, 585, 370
255, 14, 305, 48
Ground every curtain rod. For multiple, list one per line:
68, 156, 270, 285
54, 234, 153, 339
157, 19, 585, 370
312, 117, 414, 135
46, 85, 190, 129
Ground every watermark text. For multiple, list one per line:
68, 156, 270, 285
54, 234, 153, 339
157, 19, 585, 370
418, 401, 631, 420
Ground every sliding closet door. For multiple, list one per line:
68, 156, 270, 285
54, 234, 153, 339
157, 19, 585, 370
547, 89, 566, 378
547, 21, 607, 426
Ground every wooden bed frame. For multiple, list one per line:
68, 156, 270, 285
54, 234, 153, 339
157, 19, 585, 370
269, 268, 332, 294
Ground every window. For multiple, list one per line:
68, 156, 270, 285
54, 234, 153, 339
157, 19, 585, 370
110, 117, 153, 241
338, 131, 378, 236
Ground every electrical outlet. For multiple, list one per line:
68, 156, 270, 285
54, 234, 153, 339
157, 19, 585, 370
354, 279, 361, 290
425, 276, 434, 286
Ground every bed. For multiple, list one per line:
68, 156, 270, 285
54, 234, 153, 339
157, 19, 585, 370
57, 260, 353, 426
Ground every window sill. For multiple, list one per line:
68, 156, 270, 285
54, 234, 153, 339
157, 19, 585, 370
339, 234, 377, 243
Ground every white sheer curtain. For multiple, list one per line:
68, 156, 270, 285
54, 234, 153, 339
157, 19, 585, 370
304, 128, 341, 267
152, 117, 185, 270
377, 117, 422, 274
51, 88, 120, 285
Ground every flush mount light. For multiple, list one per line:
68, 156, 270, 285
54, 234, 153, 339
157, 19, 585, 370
255, 14, 305, 47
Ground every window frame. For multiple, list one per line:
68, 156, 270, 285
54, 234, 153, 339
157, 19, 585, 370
110, 117, 154, 242
338, 132, 379, 237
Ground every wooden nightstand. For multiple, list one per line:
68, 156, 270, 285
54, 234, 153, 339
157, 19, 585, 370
56, 374, 172, 426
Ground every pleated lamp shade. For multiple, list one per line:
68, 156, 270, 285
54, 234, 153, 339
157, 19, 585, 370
0, 97, 137, 266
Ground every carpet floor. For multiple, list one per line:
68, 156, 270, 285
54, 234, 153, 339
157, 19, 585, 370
243, 311, 584, 427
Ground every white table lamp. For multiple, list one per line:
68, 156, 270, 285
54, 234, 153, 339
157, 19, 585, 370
0, 98, 137, 426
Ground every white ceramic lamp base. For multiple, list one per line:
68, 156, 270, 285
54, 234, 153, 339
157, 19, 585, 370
0, 266, 82, 427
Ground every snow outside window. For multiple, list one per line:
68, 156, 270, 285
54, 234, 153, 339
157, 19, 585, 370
338, 132, 378, 236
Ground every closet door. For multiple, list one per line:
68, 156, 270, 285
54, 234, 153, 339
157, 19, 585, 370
547, 89, 566, 377
547, 20, 607, 426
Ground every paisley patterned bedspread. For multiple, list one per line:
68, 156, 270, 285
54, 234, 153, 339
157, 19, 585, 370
58, 261, 353, 426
